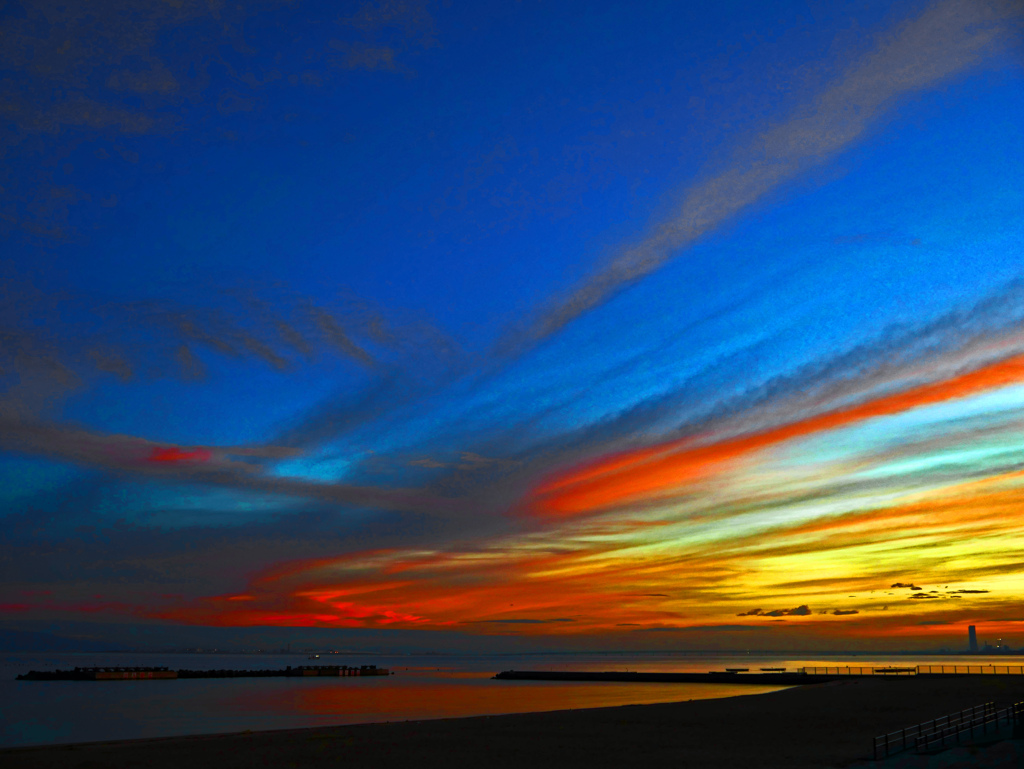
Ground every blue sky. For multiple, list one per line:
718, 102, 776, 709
2, 0, 1024, 651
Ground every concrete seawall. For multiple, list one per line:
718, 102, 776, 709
493, 670, 834, 685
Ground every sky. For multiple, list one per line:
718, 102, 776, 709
1, 0, 1023, 653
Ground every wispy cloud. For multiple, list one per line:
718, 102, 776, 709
5, 0, 1024, 650
530, 325, 1024, 518
500, 0, 1023, 353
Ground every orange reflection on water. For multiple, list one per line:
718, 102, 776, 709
233, 676, 789, 725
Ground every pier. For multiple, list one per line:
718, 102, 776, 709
16, 665, 390, 681
494, 665, 1024, 685
494, 670, 825, 685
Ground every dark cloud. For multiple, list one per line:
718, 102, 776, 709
340, 0, 435, 39
272, 374, 427, 450
304, 305, 379, 369
467, 618, 574, 625
408, 452, 519, 475
832, 609, 860, 616
948, 589, 990, 594
890, 582, 917, 588
0, 280, 458, 428
329, 0, 435, 73
0, 0, 433, 137
330, 42, 401, 72
760, 605, 812, 617
0, 417, 470, 518
738, 605, 812, 617
0, 482, 473, 611
636, 625, 769, 632
0, 0, 439, 246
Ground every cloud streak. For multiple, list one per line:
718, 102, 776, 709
0, 418, 469, 516
4, 0, 1024, 652
531, 341, 1024, 518
502, 0, 1023, 352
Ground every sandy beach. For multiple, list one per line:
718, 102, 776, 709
4, 676, 1024, 769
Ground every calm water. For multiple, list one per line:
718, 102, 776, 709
0, 652, 1010, 748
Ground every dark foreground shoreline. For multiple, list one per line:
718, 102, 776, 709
5, 676, 1024, 769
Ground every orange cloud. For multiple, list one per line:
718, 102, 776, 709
141, 450, 1024, 645
532, 353, 1024, 517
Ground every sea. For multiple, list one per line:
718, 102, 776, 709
0, 651, 1013, 748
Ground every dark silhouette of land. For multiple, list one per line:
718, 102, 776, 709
16, 664, 388, 680
5, 676, 1024, 768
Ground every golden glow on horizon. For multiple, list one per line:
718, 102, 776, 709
156, 465, 1024, 642
149, 358, 1024, 646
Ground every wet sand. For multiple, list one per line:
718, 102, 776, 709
4, 676, 1024, 769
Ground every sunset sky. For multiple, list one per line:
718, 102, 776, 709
2, 0, 1024, 653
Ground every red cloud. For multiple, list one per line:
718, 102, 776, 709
147, 446, 213, 463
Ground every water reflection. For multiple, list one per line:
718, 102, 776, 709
233, 675, 785, 724
5, 652, 1016, 748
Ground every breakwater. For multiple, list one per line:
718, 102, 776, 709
17, 664, 390, 681
494, 665, 1024, 685
493, 670, 827, 685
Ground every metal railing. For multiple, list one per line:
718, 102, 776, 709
801, 666, 914, 676
872, 701, 1024, 760
915, 702, 1023, 753
873, 703, 993, 759
917, 665, 1024, 675
803, 664, 1024, 677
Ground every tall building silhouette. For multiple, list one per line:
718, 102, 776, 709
969, 625, 978, 653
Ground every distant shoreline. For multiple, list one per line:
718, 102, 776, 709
5, 675, 1024, 769
6, 647, 1024, 656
